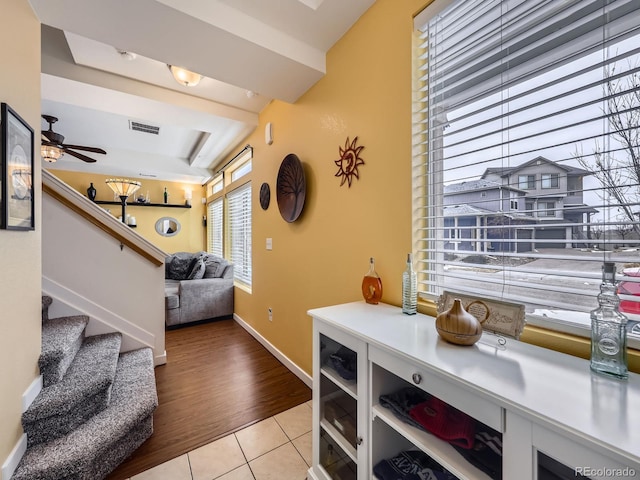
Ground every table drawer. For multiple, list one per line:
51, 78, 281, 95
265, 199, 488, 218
370, 345, 504, 432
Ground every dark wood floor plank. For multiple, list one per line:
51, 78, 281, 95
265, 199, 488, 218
106, 319, 311, 479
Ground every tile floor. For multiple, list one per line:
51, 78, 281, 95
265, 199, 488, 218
128, 401, 312, 480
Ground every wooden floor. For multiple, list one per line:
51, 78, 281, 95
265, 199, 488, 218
106, 318, 312, 480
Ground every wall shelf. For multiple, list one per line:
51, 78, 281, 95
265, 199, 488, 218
94, 200, 191, 209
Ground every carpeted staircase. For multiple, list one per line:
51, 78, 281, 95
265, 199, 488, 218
11, 296, 158, 480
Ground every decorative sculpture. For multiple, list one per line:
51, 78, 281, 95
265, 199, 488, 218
334, 136, 365, 187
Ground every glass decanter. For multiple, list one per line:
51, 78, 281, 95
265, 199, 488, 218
402, 253, 417, 315
590, 262, 628, 379
362, 257, 382, 305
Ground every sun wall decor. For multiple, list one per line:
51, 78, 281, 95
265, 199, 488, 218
334, 136, 365, 187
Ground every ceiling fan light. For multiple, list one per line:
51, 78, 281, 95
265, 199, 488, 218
168, 65, 202, 87
41, 144, 63, 162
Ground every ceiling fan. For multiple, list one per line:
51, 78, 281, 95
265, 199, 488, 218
41, 115, 106, 163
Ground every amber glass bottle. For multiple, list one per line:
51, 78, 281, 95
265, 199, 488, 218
362, 257, 383, 305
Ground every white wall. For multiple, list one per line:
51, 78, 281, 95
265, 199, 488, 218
42, 196, 166, 363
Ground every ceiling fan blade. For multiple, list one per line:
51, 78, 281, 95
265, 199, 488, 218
64, 149, 97, 163
61, 144, 106, 155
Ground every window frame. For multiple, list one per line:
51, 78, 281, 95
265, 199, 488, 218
412, 0, 640, 345
538, 201, 556, 218
519, 174, 536, 190
541, 173, 560, 189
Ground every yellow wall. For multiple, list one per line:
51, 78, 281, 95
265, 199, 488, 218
0, 0, 42, 471
231, 0, 428, 375
50, 170, 207, 254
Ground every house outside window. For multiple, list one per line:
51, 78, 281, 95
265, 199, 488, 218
206, 147, 253, 288
510, 192, 519, 211
412, 0, 640, 335
525, 201, 534, 214
541, 173, 559, 189
518, 175, 535, 190
538, 202, 556, 218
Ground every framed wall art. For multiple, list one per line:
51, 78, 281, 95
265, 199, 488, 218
1, 103, 34, 230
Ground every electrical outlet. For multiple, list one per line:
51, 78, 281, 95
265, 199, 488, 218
268, 308, 273, 321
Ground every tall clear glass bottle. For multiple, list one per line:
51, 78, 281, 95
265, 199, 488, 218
590, 262, 628, 379
362, 257, 383, 305
402, 253, 417, 315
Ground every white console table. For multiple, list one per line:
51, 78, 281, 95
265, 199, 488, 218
308, 301, 640, 480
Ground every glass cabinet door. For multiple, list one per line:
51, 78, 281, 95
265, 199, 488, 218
311, 322, 367, 480
532, 424, 631, 480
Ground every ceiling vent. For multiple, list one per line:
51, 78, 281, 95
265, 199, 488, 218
129, 120, 160, 135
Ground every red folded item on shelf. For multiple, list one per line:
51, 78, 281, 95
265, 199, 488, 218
408, 396, 476, 449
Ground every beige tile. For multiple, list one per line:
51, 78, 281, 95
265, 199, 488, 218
217, 464, 255, 480
189, 433, 247, 480
249, 443, 309, 480
292, 431, 312, 466
130, 454, 191, 480
275, 403, 312, 440
235, 417, 289, 461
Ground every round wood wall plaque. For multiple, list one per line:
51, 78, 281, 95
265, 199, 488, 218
276, 153, 306, 222
259, 182, 271, 210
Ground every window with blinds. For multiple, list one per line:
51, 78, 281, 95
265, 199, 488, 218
227, 182, 252, 286
206, 146, 252, 287
208, 197, 223, 258
413, 0, 640, 329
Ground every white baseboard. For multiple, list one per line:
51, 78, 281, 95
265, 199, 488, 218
2, 376, 42, 480
2, 434, 27, 480
154, 350, 167, 366
233, 314, 312, 388
22, 375, 42, 412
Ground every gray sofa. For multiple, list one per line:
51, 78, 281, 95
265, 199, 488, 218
164, 252, 234, 327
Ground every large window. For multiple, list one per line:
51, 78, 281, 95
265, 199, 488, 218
518, 175, 536, 190
206, 146, 253, 287
541, 173, 560, 189
227, 183, 252, 286
208, 196, 223, 258
413, 0, 640, 332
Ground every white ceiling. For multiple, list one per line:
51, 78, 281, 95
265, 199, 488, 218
28, 0, 375, 184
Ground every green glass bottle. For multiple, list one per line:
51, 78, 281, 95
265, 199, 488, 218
402, 253, 417, 315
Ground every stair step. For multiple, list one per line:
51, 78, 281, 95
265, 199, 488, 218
23, 332, 122, 447
12, 348, 158, 480
40, 315, 89, 388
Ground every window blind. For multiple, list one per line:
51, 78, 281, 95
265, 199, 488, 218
208, 197, 223, 258
414, 0, 640, 326
227, 182, 252, 286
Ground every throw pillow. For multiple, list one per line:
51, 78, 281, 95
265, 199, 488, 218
203, 256, 228, 278
187, 258, 206, 280
168, 255, 195, 280
165, 255, 175, 278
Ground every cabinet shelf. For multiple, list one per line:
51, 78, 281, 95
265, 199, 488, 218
321, 366, 357, 399
94, 200, 191, 209
320, 419, 357, 463
373, 403, 492, 480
